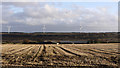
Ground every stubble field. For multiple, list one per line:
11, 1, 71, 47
1, 43, 119, 68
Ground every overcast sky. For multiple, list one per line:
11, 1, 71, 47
1, 2, 118, 32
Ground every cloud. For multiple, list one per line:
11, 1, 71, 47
2, 0, 118, 2
2, 2, 118, 32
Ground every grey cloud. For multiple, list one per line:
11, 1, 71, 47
2, 2, 118, 32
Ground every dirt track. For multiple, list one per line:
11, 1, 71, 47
1, 44, 119, 68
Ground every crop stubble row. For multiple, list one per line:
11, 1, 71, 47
1, 44, 119, 67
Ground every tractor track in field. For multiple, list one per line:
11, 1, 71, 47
27, 45, 39, 56
32, 45, 41, 62
16, 46, 34, 55
63, 45, 89, 56
52, 46, 66, 56
72, 46, 118, 64
35, 45, 50, 65
45, 46, 57, 55
66, 46, 100, 56
94, 48, 120, 54
51, 46, 60, 55
31, 45, 47, 64
88, 49, 116, 55
62, 45, 118, 64
37, 45, 46, 57
2, 45, 22, 53
73, 46, 116, 56
2, 46, 34, 64
57, 46, 81, 57
9, 46, 33, 55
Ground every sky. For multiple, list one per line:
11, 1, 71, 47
1, 2, 118, 32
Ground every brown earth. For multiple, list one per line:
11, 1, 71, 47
1, 43, 119, 68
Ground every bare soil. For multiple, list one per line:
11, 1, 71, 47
1, 43, 119, 68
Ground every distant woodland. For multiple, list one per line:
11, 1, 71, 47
1, 32, 119, 44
